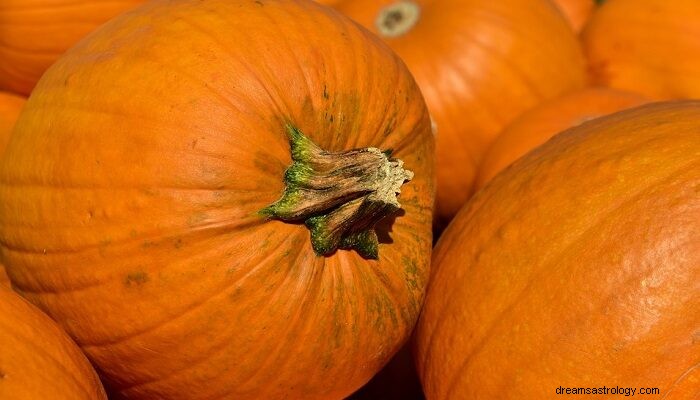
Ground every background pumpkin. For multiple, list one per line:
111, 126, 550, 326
0, 91, 24, 153
0, 286, 107, 399
582, 0, 700, 99
0, 0, 145, 96
475, 87, 648, 188
416, 101, 700, 399
0, 91, 24, 287
331, 0, 587, 228
0, 0, 435, 399
552, 0, 596, 32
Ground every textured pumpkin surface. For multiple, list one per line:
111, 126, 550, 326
0, 0, 435, 399
476, 87, 648, 188
0, 0, 145, 96
0, 286, 107, 399
332, 0, 586, 227
416, 101, 700, 399
583, 0, 700, 99
552, 0, 595, 32
0, 91, 24, 287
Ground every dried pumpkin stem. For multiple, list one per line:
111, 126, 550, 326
375, 1, 421, 38
260, 124, 413, 259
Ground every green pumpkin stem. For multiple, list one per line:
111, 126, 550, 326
260, 124, 413, 259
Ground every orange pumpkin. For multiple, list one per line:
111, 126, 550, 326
0, 91, 24, 287
583, 0, 700, 99
476, 87, 648, 188
332, 0, 586, 227
0, 286, 107, 399
0, 1, 435, 399
0, 91, 24, 152
552, 0, 596, 32
0, 0, 145, 96
416, 101, 700, 399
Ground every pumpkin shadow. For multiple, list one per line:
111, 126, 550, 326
375, 209, 404, 245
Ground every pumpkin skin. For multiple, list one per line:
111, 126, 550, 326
0, 91, 24, 287
332, 0, 586, 227
415, 101, 700, 399
0, 286, 107, 399
0, 0, 145, 96
475, 87, 648, 189
0, 91, 25, 153
0, 0, 435, 399
552, 0, 595, 32
582, 0, 700, 99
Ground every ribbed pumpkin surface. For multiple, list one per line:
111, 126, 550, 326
416, 101, 700, 399
0, 0, 435, 399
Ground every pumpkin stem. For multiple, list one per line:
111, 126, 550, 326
260, 124, 413, 259
375, 1, 421, 38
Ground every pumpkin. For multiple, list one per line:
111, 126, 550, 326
552, 0, 596, 32
0, 0, 435, 399
0, 0, 145, 96
415, 101, 700, 399
331, 0, 586, 227
582, 0, 700, 99
0, 286, 107, 399
475, 87, 648, 189
0, 91, 24, 152
0, 91, 24, 287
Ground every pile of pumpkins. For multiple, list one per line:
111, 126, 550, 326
0, 0, 697, 399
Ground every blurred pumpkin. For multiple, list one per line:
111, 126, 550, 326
0, 286, 107, 399
0, 91, 24, 287
331, 0, 586, 228
0, 91, 24, 152
476, 87, 648, 188
583, 0, 700, 99
0, 0, 145, 95
0, 0, 435, 399
416, 101, 700, 399
552, 0, 596, 32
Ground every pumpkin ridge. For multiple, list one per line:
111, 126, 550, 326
5, 217, 266, 295
116, 239, 318, 395
229, 257, 329, 394
77, 229, 303, 349
175, 13, 295, 122
422, 153, 699, 386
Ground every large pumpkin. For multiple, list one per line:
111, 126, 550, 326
0, 286, 107, 399
475, 87, 648, 188
0, 0, 145, 96
416, 101, 700, 399
0, 0, 435, 399
0, 91, 24, 287
331, 0, 586, 227
582, 0, 700, 99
